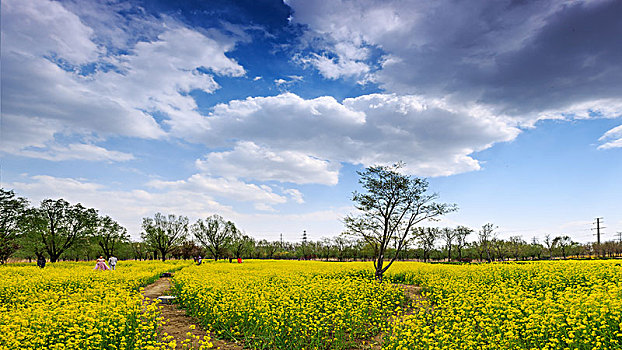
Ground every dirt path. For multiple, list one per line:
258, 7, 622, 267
143, 275, 245, 350
366, 284, 427, 350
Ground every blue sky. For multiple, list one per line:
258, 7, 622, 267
1, 0, 621, 243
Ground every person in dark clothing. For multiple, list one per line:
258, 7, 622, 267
36, 255, 46, 268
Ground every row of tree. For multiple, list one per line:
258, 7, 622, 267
1, 189, 129, 263
3, 187, 619, 265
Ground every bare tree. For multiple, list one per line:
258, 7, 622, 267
530, 237, 543, 260
344, 163, 456, 281
141, 213, 189, 261
478, 223, 496, 262
440, 227, 457, 261
415, 227, 439, 262
455, 226, 473, 261
553, 235, 573, 259
543, 234, 554, 259
192, 215, 237, 260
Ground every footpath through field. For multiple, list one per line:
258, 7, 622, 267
368, 284, 427, 350
143, 275, 245, 350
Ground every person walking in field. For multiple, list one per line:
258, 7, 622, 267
94, 256, 110, 271
36, 255, 46, 268
108, 255, 118, 270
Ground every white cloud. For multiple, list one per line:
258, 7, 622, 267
10, 175, 233, 240
14, 143, 134, 162
1, 0, 98, 64
196, 141, 340, 185
301, 53, 370, 80
283, 189, 305, 204
0, 0, 245, 158
148, 174, 287, 208
198, 92, 519, 177
9, 175, 345, 240
598, 125, 622, 149
274, 75, 303, 87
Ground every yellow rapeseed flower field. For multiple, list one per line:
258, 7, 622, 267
383, 260, 622, 350
172, 260, 406, 350
2, 259, 620, 350
0, 260, 192, 350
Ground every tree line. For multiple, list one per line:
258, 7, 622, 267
2, 187, 619, 265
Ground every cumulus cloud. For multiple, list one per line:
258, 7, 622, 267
287, 0, 622, 131
197, 92, 519, 177
0, 0, 244, 159
196, 141, 340, 185
148, 174, 288, 208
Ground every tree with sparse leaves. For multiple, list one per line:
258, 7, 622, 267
258, 239, 279, 259
96, 215, 129, 258
344, 163, 456, 281
553, 235, 574, 259
478, 223, 496, 262
440, 227, 458, 262
454, 225, 473, 261
141, 213, 189, 261
544, 234, 554, 259
230, 231, 255, 260
192, 214, 237, 261
414, 227, 439, 262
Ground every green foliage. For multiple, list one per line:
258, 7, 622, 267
141, 213, 189, 261
18, 198, 98, 263
192, 214, 237, 260
0, 189, 29, 263
344, 163, 456, 280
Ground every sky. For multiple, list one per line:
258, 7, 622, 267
1, 0, 621, 244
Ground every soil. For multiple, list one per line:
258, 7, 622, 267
143, 275, 245, 350
366, 284, 427, 350
143, 277, 425, 350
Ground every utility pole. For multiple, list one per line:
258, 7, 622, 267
593, 217, 605, 245
280, 233, 283, 248
616, 231, 622, 244
301, 230, 308, 259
